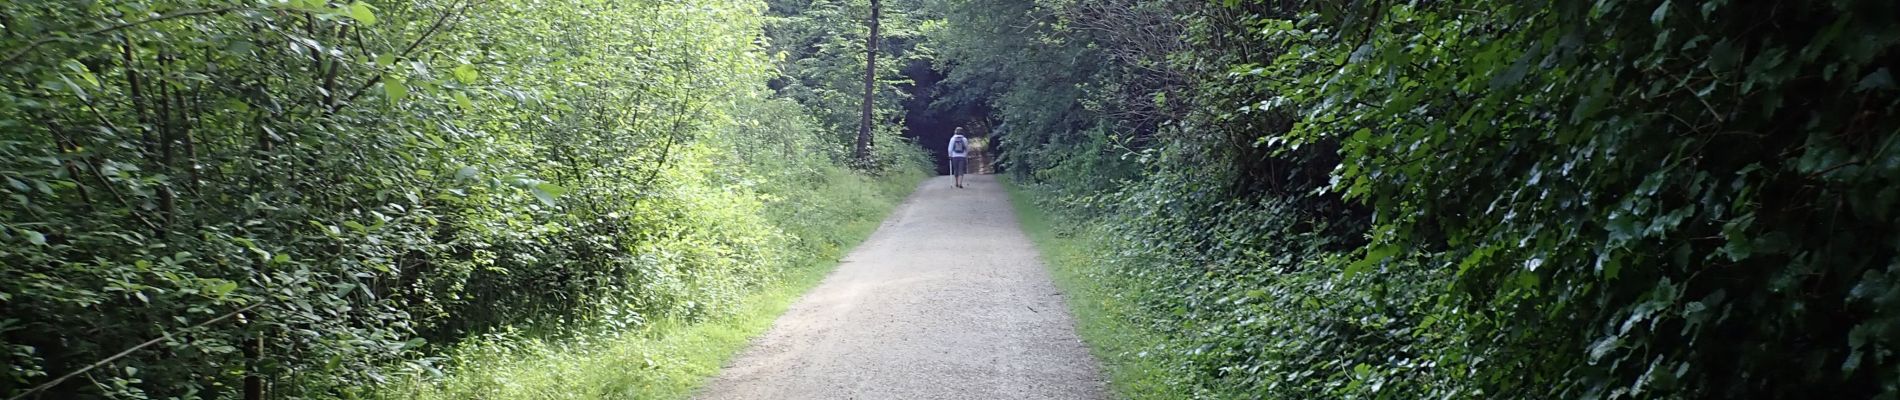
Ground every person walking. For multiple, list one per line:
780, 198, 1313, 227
947, 128, 971, 188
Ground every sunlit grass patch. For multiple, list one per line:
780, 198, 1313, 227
383, 252, 849, 400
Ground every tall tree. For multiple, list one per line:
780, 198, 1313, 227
854, 0, 881, 163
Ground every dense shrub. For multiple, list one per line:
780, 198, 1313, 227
944, 0, 1900, 398
0, 1, 924, 398
1276, 1, 1900, 397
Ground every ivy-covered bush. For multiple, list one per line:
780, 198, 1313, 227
0, 0, 924, 398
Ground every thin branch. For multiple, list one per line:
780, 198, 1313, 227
2, 7, 239, 65
7, 302, 265, 400
322, 25, 349, 109
333, 0, 477, 113
68, 92, 165, 232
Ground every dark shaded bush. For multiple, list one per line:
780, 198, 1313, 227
941, 0, 1900, 397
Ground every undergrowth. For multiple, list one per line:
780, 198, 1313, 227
378, 167, 924, 400
1003, 177, 1190, 400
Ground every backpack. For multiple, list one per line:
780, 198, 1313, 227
952, 138, 967, 153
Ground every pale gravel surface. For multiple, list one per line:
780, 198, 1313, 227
694, 175, 1108, 400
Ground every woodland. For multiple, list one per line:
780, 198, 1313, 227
3, 0, 1898, 399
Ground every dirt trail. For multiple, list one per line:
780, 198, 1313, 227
695, 175, 1107, 400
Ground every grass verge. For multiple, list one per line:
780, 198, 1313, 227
1001, 177, 1190, 400
379, 170, 922, 400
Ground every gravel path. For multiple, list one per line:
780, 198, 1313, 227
695, 175, 1107, 400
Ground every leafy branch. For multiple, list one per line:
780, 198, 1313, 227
1, 7, 240, 65
6, 302, 264, 400
332, 0, 480, 113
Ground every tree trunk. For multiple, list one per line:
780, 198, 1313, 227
854, 0, 880, 165
243, 323, 264, 400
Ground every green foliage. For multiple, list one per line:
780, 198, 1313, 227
1267, 1, 1900, 397
765, 0, 929, 171
948, 0, 1900, 398
0, 0, 925, 398
924, 0, 1077, 175
383, 166, 923, 400
1003, 178, 1193, 400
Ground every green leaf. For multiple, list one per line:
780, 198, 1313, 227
350, 2, 377, 25
288, 0, 325, 10
1844, 350, 1865, 373
384, 75, 407, 106
1600, 254, 1623, 280
1514, 271, 1541, 290
1856, 68, 1894, 92
1345, 244, 1399, 279
455, 92, 474, 110
62, 60, 98, 87
343, 220, 368, 232
23, 230, 45, 246
206, 280, 238, 297
1650, 0, 1671, 25
530, 182, 568, 206
1588, 336, 1620, 362
58, 75, 89, 101
1720, 236, 1753, 261
453, 64, 478, 84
